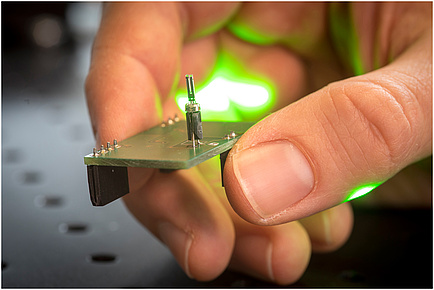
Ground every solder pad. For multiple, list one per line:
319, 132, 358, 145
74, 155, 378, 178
84, 120, 254, 170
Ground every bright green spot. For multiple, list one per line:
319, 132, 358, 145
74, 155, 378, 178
176, 52, 276, 122
177, 77, 270, 115
345, 183, 381, 202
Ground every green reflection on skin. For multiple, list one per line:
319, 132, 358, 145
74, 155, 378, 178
345, 183, 382, 202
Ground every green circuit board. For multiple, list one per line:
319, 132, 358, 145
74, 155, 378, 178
84, 120, 254, 170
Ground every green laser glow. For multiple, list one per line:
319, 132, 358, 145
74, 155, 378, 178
227, 22, 277, 46
345, 183, 381, 202
177, 77, 270, 111
329, 3, 364, 75
176, 74, 274, 122
176, 47, 276, 121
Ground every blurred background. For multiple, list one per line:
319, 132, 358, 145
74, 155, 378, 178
2, 2, 432, 287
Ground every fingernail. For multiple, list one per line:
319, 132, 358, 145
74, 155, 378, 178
232, 140, 314, 219
233, 235, 275, 282
158, 222, 193, 278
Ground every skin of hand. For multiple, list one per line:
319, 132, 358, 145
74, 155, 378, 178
85, 2, 432, 285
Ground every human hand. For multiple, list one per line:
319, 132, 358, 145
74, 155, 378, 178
85, 2, 432, 284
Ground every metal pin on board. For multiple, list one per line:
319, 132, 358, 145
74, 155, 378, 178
192, 133, 196, 148
224, 131, 237, 140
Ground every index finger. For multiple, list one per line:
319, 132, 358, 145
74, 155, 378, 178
85, 2, 240, 145
85, 3, 184, 144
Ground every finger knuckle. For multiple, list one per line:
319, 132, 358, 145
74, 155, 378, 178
322, 78, 418, 177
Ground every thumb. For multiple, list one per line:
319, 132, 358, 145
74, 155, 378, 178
223, 33, 432, 225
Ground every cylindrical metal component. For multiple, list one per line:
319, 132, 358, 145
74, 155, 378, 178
185, 102, 200, 112
184, 74, 203, 146
186, 75, 196, 102
186, 111, 203, 141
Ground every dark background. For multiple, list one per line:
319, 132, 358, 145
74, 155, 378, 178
2, 2, 432, 287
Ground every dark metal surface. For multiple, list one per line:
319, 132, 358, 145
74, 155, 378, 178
87, 165, 129, 206
2, 3, 432, 288
220, 149, 230, 187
